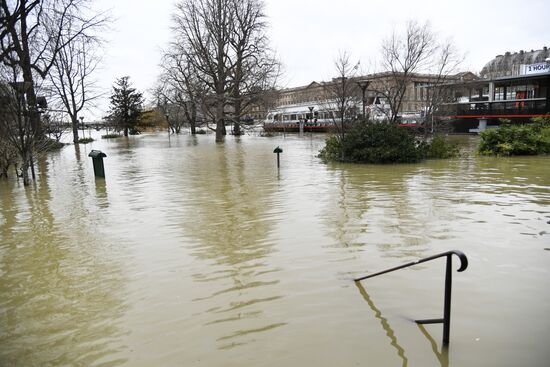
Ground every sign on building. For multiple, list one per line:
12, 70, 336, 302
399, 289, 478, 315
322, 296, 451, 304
521, 63, 550, 75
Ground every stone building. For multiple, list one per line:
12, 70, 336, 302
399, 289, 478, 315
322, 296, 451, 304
480, 47, 550, 79
268, 71, 478, 121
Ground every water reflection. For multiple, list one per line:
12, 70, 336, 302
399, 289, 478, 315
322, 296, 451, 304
322, 162, 442, 264
0, 158, 128, 365
417, 324, 449, 367
355, 282, 408, 367
357, 280, 450, 367
177, 139, 284, 348
94, 178, 109, 209
1, 133, 549, 366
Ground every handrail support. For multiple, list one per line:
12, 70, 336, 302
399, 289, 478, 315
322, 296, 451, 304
355, 251, 467, 346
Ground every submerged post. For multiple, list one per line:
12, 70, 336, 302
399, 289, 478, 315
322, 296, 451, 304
273, 146, 283, 168
88, 150, 107, 178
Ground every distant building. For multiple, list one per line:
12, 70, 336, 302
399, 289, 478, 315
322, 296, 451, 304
265, 72, 478, 126
437, 47, 550, 132
480, 47, 550, 79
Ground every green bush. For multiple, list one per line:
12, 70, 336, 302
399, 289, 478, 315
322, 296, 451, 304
319, 123, 461, 164
478, 119, 550, 156
318, 134, 342, 161
425, 135, 460, 159
319, 122, 425, 164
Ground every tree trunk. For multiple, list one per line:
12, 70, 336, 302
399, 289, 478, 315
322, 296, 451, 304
215, 94, 224, 142
72, 116, 80, 143
190, 106, 197, 135
233, 94, 242, 136
20, 153, 30, 186
19, 6, 42, 137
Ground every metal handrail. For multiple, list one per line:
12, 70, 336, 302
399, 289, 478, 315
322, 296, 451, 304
354, 250, 468, 345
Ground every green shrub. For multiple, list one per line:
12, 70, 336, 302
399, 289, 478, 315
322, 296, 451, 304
101, 134, 121, 139
318, 134, 342, 161
425, 135, 460, 159
478, 119, 550, 156
319, 122, 425, 164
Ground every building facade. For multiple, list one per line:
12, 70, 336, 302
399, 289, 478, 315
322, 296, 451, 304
265, 71, 478, 125
437, 47, 550, 132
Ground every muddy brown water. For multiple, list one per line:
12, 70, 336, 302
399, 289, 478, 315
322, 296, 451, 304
1, 132, 549, 366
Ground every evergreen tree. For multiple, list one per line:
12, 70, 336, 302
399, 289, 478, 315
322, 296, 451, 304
108, 77, 144, 136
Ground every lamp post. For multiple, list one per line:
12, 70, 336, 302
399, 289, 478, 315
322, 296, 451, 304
356, 80, 371, 119
306, 106, 314, 134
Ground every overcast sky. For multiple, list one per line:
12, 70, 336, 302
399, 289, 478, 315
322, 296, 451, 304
89, 0, 550, 120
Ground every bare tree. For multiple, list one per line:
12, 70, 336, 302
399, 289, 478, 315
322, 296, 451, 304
172, 0, 233, 142
0, 0, 107, 136
421, 40, 464, 135
376, 20, 437, 124
42, 110, 69, 142
227, 0, 279, 135
0, 67, 38, 185
159, 49, 206, 134
171, 0, 278, 141
48, 32, 104, 143
322, 51, 361, 160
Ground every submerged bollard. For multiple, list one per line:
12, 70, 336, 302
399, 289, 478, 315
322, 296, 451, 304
273, 146, 283, 168
88, 150, 107, 178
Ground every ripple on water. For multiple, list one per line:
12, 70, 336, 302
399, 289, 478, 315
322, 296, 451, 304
1, 134, 549, 366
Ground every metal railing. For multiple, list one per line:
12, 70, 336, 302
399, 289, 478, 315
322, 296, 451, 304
354, 250, 468, 345
439, 99, 548, 116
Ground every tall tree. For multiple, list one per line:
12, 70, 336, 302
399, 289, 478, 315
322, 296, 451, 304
159, 49, 205, 135
173, 0, 233, 142
171, 0, 278, 142
0, 0, 106, 135
376, 20, 437, 124
0, 66, 38, 185
323, 51, 361, 161
421, 41, 463, 135
107, 76, 143, 137
227, 0, 279, 135
48, 29, 105, 143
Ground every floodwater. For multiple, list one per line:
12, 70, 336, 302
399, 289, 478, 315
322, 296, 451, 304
1, 131, 549, 367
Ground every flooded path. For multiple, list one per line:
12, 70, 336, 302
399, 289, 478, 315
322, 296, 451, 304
1, 132, 549, 366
